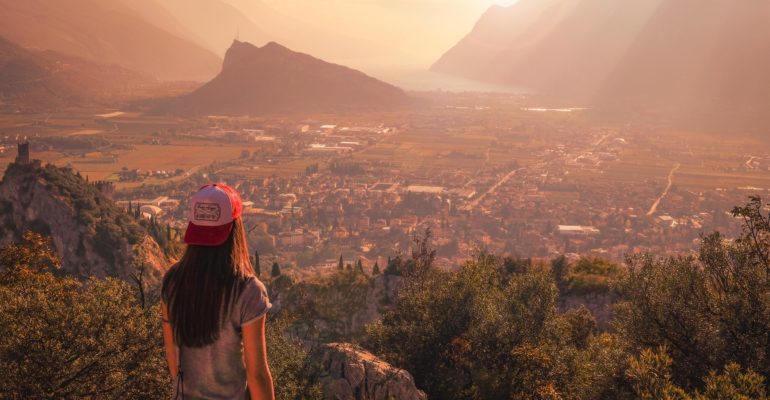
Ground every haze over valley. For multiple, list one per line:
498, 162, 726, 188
2, 1, 770, 399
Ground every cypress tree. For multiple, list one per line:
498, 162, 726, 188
271, 262, 281, 277
254, 250, 261, 276
356, 259, 364, 273
373, 261, 380, 275
338, 255, 344, 270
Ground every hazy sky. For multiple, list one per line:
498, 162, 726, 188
223, 0, 519, 68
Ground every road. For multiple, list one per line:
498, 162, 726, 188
646, 163, 681, 216
746, 156, 758, 169
466, 168, 524, 210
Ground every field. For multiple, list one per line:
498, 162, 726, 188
2, 101, 770, 194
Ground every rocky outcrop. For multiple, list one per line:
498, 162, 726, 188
313, 343, 427, 400
0, 162, 170, 285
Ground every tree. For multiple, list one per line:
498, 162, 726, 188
272, 262, 282, 277
0, 271, 168, 398
0, 231, 60, 284
254, 250, 261, 277
614, 196, 770, 390
365, 253, 622, 400
372, 261, 380, 275
627, 347, 767, 400
551, 255, 569, 295
338, 255, 344, 271
0, 233, 324, 400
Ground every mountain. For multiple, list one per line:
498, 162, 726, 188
0, 160, 170, 285
0, 36, 151, 109
160, 41, 408, 116
433, 0, 770, 115
0, 0, 221, 81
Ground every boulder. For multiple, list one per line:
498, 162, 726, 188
314, 343, 427, 400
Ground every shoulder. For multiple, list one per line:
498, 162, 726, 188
241, 276, 269, 298
235, 276, 272, 325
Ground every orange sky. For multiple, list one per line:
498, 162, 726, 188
222, 0, 519, 68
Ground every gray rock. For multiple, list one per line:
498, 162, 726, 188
314, 343, 427, 400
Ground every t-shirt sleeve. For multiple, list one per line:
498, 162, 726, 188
239, 277, 272, 326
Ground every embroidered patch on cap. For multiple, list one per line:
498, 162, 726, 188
194, 202, 222, 221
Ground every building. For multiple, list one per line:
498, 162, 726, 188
278, 230, 305, 247
16, 142, 30, 164
140, 205, 163, 217
406, 185, 445, 194
556, 225, 600, 237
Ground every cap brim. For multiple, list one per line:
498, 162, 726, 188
184, 221, 234, 246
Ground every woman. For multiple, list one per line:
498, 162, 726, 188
162, 183, 274, 400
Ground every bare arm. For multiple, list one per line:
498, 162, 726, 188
161, 302, 178, 378
243, 316, 275, 400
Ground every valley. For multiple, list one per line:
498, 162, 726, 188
2, 92, 767, 276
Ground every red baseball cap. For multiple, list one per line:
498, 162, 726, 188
184, 183, 243, 246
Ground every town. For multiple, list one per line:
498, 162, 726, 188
2, 92, 767, 275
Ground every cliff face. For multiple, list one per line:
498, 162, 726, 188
0, 162, 169, 285
313, 343, 427, 400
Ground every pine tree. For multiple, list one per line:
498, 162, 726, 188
356, 259, 364, 273
338, 255, 344, 270
271, 262, 281, 277
254, 250, 261, 276
373, 261, 380, 275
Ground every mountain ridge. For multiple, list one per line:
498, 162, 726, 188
158, 40, 408, 116
433, 0, 770, 119
0, 0, 222, 81
0, 36, 152, 110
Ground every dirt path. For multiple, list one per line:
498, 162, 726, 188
647, 163, 681, 216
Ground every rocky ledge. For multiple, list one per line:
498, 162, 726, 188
314, 343, 427, 400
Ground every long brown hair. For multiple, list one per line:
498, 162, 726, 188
162, 218, 254, 347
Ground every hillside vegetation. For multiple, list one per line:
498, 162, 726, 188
0, 162, 174, 283
1, 197, 769, 399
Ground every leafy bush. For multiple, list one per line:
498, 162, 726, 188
614, 196, 770, 391
0, 272, 168, 399
0, 234, 323, 400
365, 253, 625, 399
627, 347, 767, 400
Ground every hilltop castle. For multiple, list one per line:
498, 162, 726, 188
16, 142, 29, 164
16, 141, 41, 168
14, 141, 113, 198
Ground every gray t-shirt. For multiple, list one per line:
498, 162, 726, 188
174, 277, 271, 400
